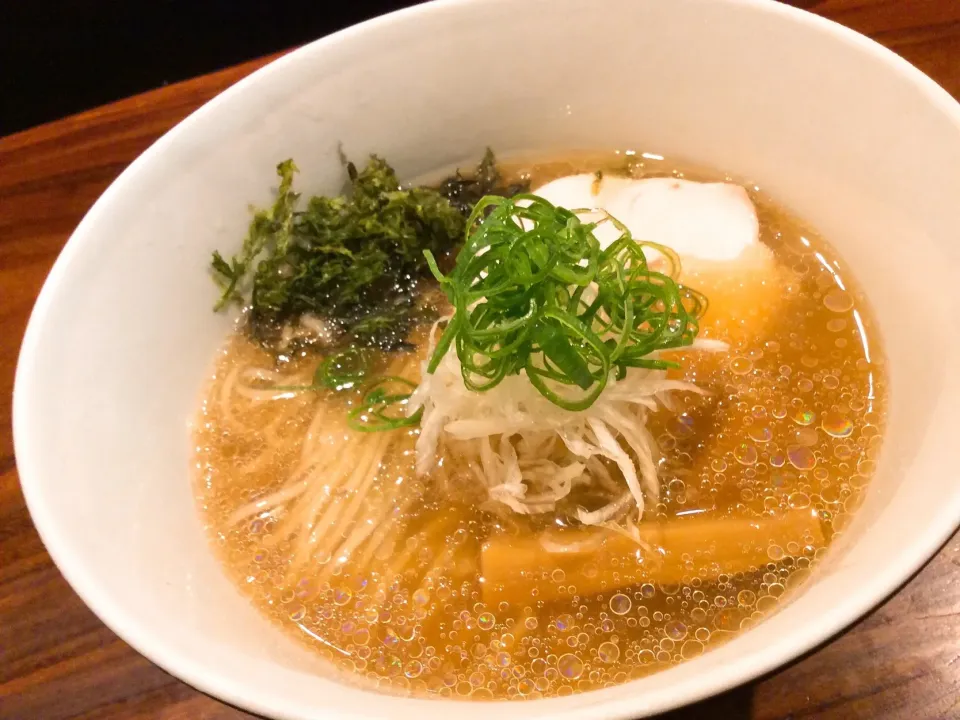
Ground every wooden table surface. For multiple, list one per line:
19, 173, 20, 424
3, 2, 960, 718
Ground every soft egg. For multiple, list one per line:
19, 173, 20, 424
533, 173, 792, 349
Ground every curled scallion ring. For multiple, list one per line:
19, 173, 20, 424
347, 376, 422, 432
317, 347, 370, 390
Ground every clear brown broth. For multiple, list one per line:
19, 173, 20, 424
193, 150, 887, 699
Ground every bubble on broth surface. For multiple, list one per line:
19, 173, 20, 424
822, 410, 855, 438
558, 654, 584, 679
733, 442, 759, 466
823, 289, 854, 313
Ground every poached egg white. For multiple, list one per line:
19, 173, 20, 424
532, 173, 761, 263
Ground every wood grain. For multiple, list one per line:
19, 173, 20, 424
1, 3, 958, 718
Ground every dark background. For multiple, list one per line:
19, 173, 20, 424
0, 1, 424, 137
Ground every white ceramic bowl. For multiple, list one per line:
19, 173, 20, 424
14, 0, 960, 717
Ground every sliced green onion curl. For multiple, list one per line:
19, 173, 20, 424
271, 347, 371, 393
347, 376, 422, 432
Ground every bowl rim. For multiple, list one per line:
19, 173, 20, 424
13, 0, 960, 717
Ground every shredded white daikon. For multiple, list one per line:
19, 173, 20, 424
408, 321, 722, 525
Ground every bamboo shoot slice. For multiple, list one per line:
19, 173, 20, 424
481, 509, 823, 606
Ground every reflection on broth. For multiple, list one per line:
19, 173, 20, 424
194, 150, 886, 699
